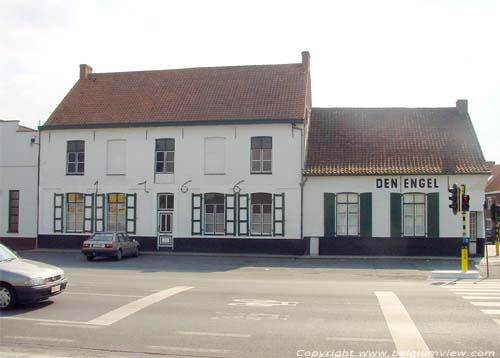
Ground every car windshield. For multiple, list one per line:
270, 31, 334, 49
89, 234, 114, 241
0, 244, 18, 261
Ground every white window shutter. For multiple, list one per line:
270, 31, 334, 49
238, 194, 249, 236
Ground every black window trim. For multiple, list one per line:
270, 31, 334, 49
155, 138, 175, 174
8, 190, 19, 233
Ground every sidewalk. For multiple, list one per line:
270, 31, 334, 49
475, 243, 500, 279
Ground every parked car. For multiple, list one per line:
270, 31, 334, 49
82, 232, 140, 261
0, 243, 67, 310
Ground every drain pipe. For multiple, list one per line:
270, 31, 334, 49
292, 123, 305, 240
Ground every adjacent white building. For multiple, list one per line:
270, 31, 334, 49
0, 120, 39, 249
303, 103, 490, 256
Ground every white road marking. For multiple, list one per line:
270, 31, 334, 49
34, 322, 102, 329
448, 286, 500, 292
481, 309, 500, 315
462, 296, 500, 300
470, 302, 500, 307
228, 299, 298, 307
375, 291, 431, 356
0, 317, 89, 325
87, 286, 193, 326
146, 345, 230, 354
327, 337, 392, 343
452, 292, 500, 296
4, 336, 74, 343
176, 331, 250, 338
65, 292, 143, 298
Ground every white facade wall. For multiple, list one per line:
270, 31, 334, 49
0, 121, 38, 239
304, 174, 488, 238
38, 123, 303, 239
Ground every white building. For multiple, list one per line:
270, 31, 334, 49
0, 120, 39, 249
37, 53, 311, 254
303, 102, 490, 256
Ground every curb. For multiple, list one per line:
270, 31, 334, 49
27, 248, 464, 261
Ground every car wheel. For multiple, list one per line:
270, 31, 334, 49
134, 246, 140, 257
0, 283, 17, 310
115, 249, 123, 261
86, 254, 95, 261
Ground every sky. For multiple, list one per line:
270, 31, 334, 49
1, 0, 499, 163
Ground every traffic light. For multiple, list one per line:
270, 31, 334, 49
461, 194, 470, 212
448, 184, 460, 215
492, 203, 499, 223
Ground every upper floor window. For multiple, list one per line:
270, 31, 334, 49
337, 193, 359, 236
204, 193, 225, 235
251, 137, 272, 174
204, 137, 225, 175
403, 193, 426, 237
8, 190, 19, 233
155, 139, 175, 174
67, 140, 85, 175
66, 193, 84, 233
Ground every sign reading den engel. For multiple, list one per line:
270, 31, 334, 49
376, 177, 439, 189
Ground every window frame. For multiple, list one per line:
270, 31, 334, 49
204, 193, 225, 235
66, 140, 85, 175
155, 138, 175, 174
250, 136, 272, 175
107, 193, 126, 232
250, 193, 273, 236
65, 192, 85, 233
8, 190, 19, 233
336, 192, 360, 237
402, 193, 427, 237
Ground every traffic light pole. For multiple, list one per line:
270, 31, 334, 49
461, 210, 468, 272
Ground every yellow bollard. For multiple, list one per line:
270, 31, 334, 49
496, 240, 499, 257
461, 247, 468, 272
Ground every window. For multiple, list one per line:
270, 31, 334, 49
251, 193, 272, 235
158, 193, 174, 211
107, 193, 126, 232
67, 140, 85, 175
8, 190, 19, 233
251, 137, 272, 174
155, 139, 175, 174
403, 193, 426, 236
336, 193, 359, 236
107, 140, 126, 175
66, 193, 84, 233
469, 212, 477, 241
204, 193, 225, 235
204, 137, 225, 174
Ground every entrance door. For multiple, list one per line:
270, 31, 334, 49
157, 193, 174, 249
158, 211, 173, 248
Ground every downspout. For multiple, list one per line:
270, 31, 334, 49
35, 131, 41, 249
292, 123, 305, 240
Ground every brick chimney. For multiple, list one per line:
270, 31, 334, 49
456, 99, 468, 115
79, 64, 93, 79
301, 51, 310, 68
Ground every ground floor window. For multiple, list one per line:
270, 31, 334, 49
204, 193, 225, 235
107, 193, 126, 232
66, 193, 84, 232
8, 190, 19, 233
403, 193, 426, 236
336, 193, 359, 236
469, 211, 477, 241
251, 193, 272, 235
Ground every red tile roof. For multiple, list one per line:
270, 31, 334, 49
43, 62, 309, 128
305, 106, 490, 176
486, 164, 500, 192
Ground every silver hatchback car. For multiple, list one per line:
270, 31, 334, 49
0, 244, 67, 310
82, 232, 140, 261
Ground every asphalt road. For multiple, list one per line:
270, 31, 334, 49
0, 252, 499, 358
